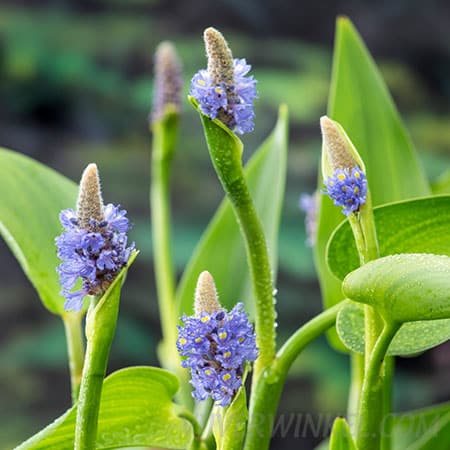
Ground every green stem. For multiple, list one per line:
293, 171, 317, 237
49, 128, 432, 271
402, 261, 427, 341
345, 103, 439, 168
244, 300, 348, 450
62, 313, 85, 404
381, 357, 395, 450
151, 112, 192, 408
356, 322, 400, 450
151, 115, 178, 351
74, 296, 119, 450
347, 352, 364, 433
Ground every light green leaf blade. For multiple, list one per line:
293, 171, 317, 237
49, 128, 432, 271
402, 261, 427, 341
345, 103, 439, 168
337, 302, 450, 356
342, 254, 450, 323
314, 18, 430, 348
176, 106, 288, 315
0, 148, 78, 315
393, 402, 450, 449
329, 417, 357, 450
328, 196, 450, 281
16, 366, 194, 450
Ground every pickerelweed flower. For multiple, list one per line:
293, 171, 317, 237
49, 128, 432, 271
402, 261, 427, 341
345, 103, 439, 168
299, 191, 318, 246
151, 41, 182, 124
189, 27, 257, 135
320, 116, 368, 216
324, 167, 368, 216
56, 164, 135, 312
177, 271, 258, 406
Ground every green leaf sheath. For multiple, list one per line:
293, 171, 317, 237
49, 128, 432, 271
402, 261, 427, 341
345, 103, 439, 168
244, 300, 347, 450
63, 313, 85, 403
176, 105, 287, 318
75, 251, 137, 450
17, 366, 195, 449
329, 417, 357, 450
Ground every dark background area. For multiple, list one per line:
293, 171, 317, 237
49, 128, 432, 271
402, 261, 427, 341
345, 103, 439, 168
0, 1, 449, 448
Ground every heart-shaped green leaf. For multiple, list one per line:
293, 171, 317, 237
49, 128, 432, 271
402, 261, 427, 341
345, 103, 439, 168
0, 148, 78, 315
343, 254, 450, 323
328, 196, 450, 281
176, 106, 288, 315
393, 401, 450, 449
314, 18, 430, 348
16, 366, 194, 449
329, 417, 357, 450
337, 302, 450, 356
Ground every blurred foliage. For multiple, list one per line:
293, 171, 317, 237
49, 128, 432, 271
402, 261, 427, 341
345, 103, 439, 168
0, 3, 449, 449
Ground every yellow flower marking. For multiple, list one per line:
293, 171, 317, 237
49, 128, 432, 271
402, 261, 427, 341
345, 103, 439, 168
218, 331, 227, 340
223, 351, 231, 358
195, 337, 203, 343
337, 173, 346, 180
201, 315, 210, 323
198, 79, 206, 86
222, 373, 231, 381
205, 369, 212, 375
179, 338, 187, 345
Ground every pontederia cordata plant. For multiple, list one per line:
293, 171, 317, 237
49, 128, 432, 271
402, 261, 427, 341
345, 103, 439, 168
2, 17, 449, 450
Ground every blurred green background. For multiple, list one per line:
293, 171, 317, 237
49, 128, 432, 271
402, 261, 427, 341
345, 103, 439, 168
0, 1, 449, 448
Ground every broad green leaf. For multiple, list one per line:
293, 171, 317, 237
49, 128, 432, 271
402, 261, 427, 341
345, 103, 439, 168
328, 196, 450, 281
314, 18, 430, 348
343, 254, 450, 323
176, 106, 288, 315
432, 169, 450, 195
337, 302, 450, 356
16, 366, 194, 449
329, 417, 356, 450
0, 148, 77, 315
393, 402, 450, 449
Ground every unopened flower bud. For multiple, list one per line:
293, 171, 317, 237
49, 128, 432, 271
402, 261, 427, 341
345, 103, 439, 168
151, 41, 183, 124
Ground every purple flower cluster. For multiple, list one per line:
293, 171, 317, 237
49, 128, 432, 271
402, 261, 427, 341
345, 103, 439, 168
177, 303, 258, 406
56, 204, 134, 312
323, 167, 368, 216
190, 59, 257, 135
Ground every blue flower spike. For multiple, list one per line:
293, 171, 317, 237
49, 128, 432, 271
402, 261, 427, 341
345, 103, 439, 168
320, 116, 368, 216
56, 164, 135, 312
177, 271, 258, 406
189, 27, 258, 135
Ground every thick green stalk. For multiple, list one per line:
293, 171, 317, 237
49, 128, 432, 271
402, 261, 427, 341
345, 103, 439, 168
198, 113, 276, 377
356, 323, 400, 450
381, 357, 395, 450
74, 295, 119, 450
62, 312, 85, 404
347, 353, 364, 432
151, 114, 178, 352
244, 300, 348, 450
151, 111, 192, 408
